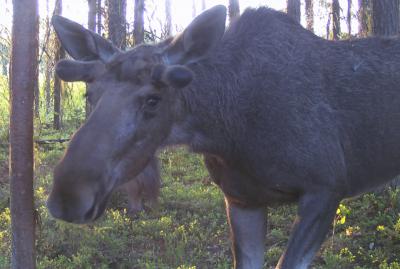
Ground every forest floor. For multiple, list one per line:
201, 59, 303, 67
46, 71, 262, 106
0, 135, 400, 268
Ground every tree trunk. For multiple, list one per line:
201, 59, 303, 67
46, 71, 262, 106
347, 0, 352, 35
10, 0, 38, 268
165, 0, 172, 37
45, 61, 51, 115
305, 0, 314, 32
53, 0, 63, 130
97, 0, 102, 35
358, 0, 372, 37
107, 0, 126, 49
134, 0, 145, 45
34, 47, 39, 118
332, 0, 341, 40
86, 0, 96, 118
372, 0, 399, 36
287, 0, 301, 23
228, 0, 240, 24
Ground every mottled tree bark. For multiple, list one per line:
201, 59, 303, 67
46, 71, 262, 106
134, 0, 144, 45
305, 0, 314, 32
372, 0, 399, 36
228, 0, 240, 24
332, 0, 341, 40
53, 0, 64, 130
10, 0, 38, 268
107, 0, 126, 49
287, 0, 301, 23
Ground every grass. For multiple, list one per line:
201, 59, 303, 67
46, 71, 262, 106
0, 142, 400, 268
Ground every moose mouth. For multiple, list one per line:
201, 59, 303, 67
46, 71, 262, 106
83, 195, 110, 223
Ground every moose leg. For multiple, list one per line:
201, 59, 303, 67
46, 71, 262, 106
276, 193, 340, 269
225, 198, 266, 269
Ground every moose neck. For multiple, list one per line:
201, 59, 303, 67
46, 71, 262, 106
165, 59, 243, 158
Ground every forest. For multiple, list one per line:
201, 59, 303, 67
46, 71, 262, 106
1, 0, 400, 268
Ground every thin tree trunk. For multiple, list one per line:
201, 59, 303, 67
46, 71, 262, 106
97, 0, 102, 35
347, 0, 352, 36
107, 0, 127, 49
87, 0, 96, 118
358, 0, 372, 37
53, 0, 63, 130
165, 0, 172, 36
228, 0, 240, 24
134, 0, 144, 45
34, 47, 39, 118
45, 61, 51, 115
10, 0, 38, 268
192, 0, 196, 18
372, 0, 399, 36
45, 0, 51, 115
305, 0, 314, 32
287, 0, 301, 23
332, 0, 341, 40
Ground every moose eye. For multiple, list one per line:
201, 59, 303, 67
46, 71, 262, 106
145, 96, 161, 108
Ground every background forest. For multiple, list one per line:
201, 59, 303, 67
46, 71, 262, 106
1, 0, 400, 268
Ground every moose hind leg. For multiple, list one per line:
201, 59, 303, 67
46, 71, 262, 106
276, 192, 340, 269
225, 198, 266, 269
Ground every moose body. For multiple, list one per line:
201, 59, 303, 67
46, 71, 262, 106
47, 5, 400, 269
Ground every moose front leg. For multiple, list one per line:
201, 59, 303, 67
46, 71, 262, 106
276, 192, 340, 269
225, 198, 266, 269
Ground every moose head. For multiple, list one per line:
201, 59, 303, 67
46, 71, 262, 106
47, 6, 227, 223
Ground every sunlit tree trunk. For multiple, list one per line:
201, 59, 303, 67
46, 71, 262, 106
107, 0, 126, 49
347, 0, 352, 35
228, 0, 240, 24
53, 0, 64, 130
45, 0, 51, 115
10, 0, 38, 268
287, 0, 301, 23
305, 0, 314, 32
358, 0, 372, 37
134, 0, 145, 45
332, 0, 341, 40
372, 0, 399, 36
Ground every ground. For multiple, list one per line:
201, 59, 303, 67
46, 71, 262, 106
0, 141, 399, 268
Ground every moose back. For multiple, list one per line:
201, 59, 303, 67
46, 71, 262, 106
47, 5, 400, 269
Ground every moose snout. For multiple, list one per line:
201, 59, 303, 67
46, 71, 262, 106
47, 177, 97, 224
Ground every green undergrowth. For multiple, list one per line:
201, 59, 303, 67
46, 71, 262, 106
0, 143, 399, 268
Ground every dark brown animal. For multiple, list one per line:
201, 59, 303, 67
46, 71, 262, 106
47, 6, 400, 269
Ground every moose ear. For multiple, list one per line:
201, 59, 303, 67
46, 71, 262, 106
52, 15, 119, 62
151, 65, 193, 89
163, 5, 226, 65
56, 59, 105, 82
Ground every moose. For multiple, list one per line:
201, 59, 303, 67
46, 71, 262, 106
47, 5, 400, 269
